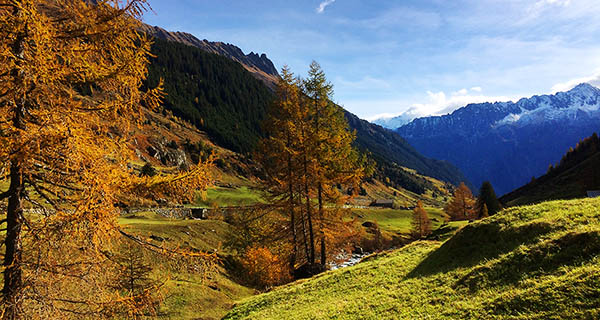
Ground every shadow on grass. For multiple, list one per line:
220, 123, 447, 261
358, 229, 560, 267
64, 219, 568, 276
407, 220, 554, 278
455, 230, 600, 292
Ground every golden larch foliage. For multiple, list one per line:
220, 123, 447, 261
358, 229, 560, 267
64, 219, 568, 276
412, 200, 432, 239
444, 182, 476, 221
240, 246, 292, 289
257, 64, 365, 275
0, 1, 213, 318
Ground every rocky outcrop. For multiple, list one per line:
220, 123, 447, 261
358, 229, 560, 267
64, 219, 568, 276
144, 137, 188, 167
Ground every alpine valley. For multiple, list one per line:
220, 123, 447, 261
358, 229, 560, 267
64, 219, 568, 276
4, 2, 600, 319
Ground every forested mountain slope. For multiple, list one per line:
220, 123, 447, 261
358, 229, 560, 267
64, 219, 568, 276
500, 133, 600, 206
145, 36, 467, 189
146, 38, 273, 153
142, 24, 279, 88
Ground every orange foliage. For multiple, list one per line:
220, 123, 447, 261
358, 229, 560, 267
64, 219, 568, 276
257, 64, 365, 273
444, 182, 476, 221
412, 201, 432, 239
240, 246, 291, 289
0, 0, 213, 318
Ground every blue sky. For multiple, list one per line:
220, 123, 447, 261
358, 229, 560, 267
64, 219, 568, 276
143, 0, 600, 120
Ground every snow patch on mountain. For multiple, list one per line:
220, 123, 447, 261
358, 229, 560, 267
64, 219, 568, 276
493, 83, 600, 128
371, 108, 421, 129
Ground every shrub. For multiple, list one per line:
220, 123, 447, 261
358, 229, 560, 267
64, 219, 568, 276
240, 246, 291, 289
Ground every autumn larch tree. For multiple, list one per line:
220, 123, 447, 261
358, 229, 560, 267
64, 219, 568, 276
480, 203, 489, 218
110, 241, 162, 317
303, 61, 363, 267
444, 182, 476, 221
258, 63, 364, 276
475, 181, 502, 217
411, 201, 432, 239
256, 66, 305, 268
0, 1, 212, 318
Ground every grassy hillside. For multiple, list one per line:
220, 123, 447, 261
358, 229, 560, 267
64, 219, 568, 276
225, 197, 600, 319
501, 133, 600, 206
351, 207, 448, 234
194, 186, 264, 208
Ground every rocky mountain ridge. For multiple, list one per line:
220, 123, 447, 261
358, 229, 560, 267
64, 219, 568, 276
141, 24, 279, 89
396, 83, 600, 195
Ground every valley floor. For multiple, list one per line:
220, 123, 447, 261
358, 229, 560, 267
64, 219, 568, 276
224, 198, 600, 319
118, 204, 454, 319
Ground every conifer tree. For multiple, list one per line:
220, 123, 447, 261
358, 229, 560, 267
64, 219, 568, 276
475, 181, 502, 217
111, 242, 162, 316
411, 201, 432, 239
444, 182, 476, 221
481, 203, 489, 218
258, 63, 364, 274
257, 66, 304, 267
303, 61, 363, 266
0, 1, 213, 318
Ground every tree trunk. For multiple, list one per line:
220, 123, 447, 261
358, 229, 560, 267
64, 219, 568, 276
3, 16, 26, 318
3, 162, 25, 320
287, 151, 298, 269
318, 183, 326, 266
303, 155, 315, 265
300, 208, 310, 263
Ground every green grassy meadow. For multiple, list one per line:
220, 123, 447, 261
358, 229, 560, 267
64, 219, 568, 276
194, 186, 264, 207
351, 207, 448, 234
224, 197, 600, 319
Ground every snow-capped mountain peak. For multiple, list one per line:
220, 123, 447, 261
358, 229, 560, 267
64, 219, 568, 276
395, 83, 600, 196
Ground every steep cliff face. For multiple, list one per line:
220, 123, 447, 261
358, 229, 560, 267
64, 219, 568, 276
396, 83, 600, 195
141, 25, 279, 89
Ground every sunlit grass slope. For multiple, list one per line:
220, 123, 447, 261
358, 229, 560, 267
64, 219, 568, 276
194, 186, 264, 207
351, 207, 448, 234
225, 198, 600, 319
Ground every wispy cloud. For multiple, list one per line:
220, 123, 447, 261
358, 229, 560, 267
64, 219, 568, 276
551, 72, 600, 93
525, 0, 572, 21
316, 0, 335, 14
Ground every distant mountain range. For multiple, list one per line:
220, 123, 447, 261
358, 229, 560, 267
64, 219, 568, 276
395, 83, 600, 195
142, 26, 467, 189
372, 112, 416, 129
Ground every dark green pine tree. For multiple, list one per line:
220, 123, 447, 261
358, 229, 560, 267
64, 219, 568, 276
476, 181, 502, 217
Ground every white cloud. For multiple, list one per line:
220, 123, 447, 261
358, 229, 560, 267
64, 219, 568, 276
453, 88, 469, 95
410, 90, 515, 116
349, 88, 517, 121
551, 72, 600, 93
366, 107, 421, 122
316, 0, 335, 14
471, 86, 482, 92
